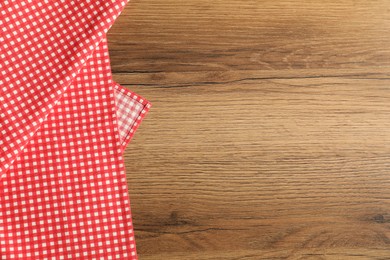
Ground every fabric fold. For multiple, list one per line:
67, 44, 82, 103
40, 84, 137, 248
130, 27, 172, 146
1, 37, 150, 259
114, 83, 151, 152
0, 1, 151, 259
0, 0, 130, 174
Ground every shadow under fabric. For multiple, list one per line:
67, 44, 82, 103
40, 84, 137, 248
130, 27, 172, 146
0, 1, 150, 259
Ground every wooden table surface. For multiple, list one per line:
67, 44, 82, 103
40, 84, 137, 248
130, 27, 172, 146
107, 1, 390, 259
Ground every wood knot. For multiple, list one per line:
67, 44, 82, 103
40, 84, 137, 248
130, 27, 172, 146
167, 211, 190, 226
373, 214, 385, 223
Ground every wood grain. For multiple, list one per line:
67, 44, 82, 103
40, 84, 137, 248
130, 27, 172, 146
107, 1, 390, 259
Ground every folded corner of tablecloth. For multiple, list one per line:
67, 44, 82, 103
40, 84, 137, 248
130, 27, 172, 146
113, 83, 152, 152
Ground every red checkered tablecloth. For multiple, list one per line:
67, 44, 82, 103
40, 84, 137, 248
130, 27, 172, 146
0, 1, 151, 259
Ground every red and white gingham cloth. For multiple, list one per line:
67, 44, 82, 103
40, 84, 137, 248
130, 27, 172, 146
0, 1, 151, 259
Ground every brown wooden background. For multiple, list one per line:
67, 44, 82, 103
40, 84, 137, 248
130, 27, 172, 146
107, 1, 390, 259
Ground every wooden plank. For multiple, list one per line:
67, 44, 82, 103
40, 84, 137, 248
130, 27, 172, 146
108, 0, 390, 73
122, 77, 390, 258
107, 0, 390, 258
140, 249, 390, 260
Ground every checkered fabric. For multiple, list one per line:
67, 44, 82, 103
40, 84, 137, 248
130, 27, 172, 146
114, 84, 150, 152
0, 37, 151, 259
0, 0, 130, 174
0, 1, 151, 260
